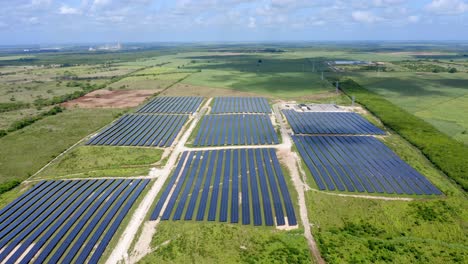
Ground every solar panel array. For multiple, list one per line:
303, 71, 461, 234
151, 149, 297, 226
87, 114, 188, 147
283, 110, 385, 135
137, 96, 203, 114
211, 97, 271, 114
193, 114, 278, 146
0, 179, 149, 264
293, 135, 441, 195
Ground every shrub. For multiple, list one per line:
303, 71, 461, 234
448, 67, 457, 73
0, 180, 20, 195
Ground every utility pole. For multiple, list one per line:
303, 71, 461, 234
335, 81, 339, 93
321, 72, 324, 81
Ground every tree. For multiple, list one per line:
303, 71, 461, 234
448, 67, 457, 73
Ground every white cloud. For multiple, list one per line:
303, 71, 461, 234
59, 5, 81, 15
31, 0, 52, 6
426, 0, 468, 15
352, 11, 382, 23
248, 17, 256, 28
408, 15, 420, 23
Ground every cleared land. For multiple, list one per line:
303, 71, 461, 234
61, 89, 156, 108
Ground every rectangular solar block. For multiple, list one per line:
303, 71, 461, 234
293, 135, 441, 195
137, 96, 203, 114
283, 110, 385, 135
86, 114, 188, 147
193, 114, 278, 146
151, 148, 297, 226
0, 179, 149, 264
211, 97, 271, 114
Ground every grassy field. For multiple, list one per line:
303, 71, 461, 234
0, 108, 122, 185
345, 71, 468, 144
36, 146, 164, 180
138, 222, 311, 264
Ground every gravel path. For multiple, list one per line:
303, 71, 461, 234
106, 99, 211, 264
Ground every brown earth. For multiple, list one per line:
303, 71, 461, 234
61, 89, 156, 108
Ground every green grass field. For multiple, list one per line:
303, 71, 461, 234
138, 222, 312, 264
36, 146, 164, 180
343, 72, 468, 144
0, 108, 121, 184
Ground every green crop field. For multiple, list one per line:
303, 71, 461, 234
345, 71, 468, 144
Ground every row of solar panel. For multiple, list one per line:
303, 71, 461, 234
211, 97, 271, 114
137, 96, 203, 114
87, 114, 188, 147
193, 114, 278, 146
0, 179, 149, 264
283, 110, 385, 135
293, 136, 441, 195
151, 148, 297, 226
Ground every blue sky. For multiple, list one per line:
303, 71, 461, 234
1, 0, 468, 44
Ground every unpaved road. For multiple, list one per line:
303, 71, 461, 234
106, 99, 210, 264
272, 103, 325, 264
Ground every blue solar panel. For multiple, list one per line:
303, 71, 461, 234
283, 110, 385, 135
86, 114, 188, 147
293, 135, 441, 195
211, 97, 271, 114
194, 114, 278, 146
0, 179, 148, 264
153, 148, 297, 227
137, 96, 203, 114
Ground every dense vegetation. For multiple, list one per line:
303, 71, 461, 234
338, 79, 468, 191
0, 102, 29, 113
138, 222, 311, 264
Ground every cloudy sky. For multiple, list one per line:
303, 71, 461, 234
1, 0, 468, 44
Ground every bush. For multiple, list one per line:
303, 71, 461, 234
339, 79, 468, 191
0, 180, 20, 195
0, 102, 29, 113
448, 67, 457, 73
0, 130, 7, 138
8, 106, 63, 132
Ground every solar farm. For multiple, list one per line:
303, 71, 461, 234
137, 96, 203, 114
0, 94, 446, 263
0, 179, 149, 263
283, 109, 385, 135
193, 114, 279, 146
150, 149, 297, 226
293, 135, 441, 195
211, 97, 271, 113
86, 114, 188, 147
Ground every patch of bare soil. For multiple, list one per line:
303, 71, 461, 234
61, 89, 156, 108
161, 83, 262, 97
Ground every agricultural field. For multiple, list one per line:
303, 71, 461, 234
0, 43, 466, 264
341, 70, 468, 144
